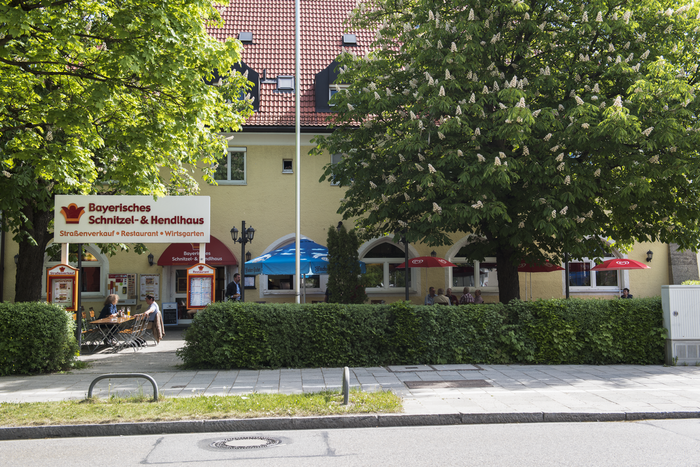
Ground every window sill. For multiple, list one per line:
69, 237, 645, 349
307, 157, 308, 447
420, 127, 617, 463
214, 180, 247, 186
569, 288, 620, 295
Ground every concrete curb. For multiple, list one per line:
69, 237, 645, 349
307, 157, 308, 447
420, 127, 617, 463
2, 411, 700, 441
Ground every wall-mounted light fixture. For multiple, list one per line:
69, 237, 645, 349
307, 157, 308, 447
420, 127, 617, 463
148, 253, 154, 266
646, 250, 653, 262
14, 254, 19, 265
246, 251, 252, 262
430, 250, 437, 257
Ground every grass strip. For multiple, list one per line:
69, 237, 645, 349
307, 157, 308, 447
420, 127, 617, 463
0, 390, 402, 427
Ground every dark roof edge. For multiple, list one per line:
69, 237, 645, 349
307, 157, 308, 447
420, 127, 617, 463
241, 125, 334, 134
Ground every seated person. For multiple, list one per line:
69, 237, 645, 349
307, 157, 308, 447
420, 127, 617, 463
434, 288, 451, 305
473, 289, 484, 304
446, 288, 459, 305
424, 286, 436, 305
621, 288, 633, 299
98, 294, 120, 345
459, 287, 475, 304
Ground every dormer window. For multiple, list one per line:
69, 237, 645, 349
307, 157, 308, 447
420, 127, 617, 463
277, 76, 294, 92
329, 84, 350, 106
239, 32, 253, 43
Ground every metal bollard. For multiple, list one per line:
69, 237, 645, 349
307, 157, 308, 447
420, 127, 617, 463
88, 373, 159, 401
341, 366, 350, 405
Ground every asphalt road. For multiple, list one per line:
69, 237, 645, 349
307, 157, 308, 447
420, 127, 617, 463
2, 419, 700, 466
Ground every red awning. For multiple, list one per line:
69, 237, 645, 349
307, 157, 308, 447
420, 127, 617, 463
157, 236, 238, 266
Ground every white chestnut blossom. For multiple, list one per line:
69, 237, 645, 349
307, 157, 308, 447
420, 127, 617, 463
347, 104, 354, 111
575, 96, 584, 105
649, 155, 660, 164
499, 152, 506, 158
415, 163, 424, 171
551, 210, 557, 218
582, 123, 590, 129
560, 206, 568, 215
613, 96, 623, 107
369, 181, 377, 188
550, 145, 560, 152
451, 42, 457, 52
438, 132, 445, 140
564, 175, 571, 185
556, 153, 565, 162
523, 146, 529, 155
544, 133, 552, 141
428, 164, 436, 174
418, 153, 425, 161
474, 127, 481, 136
494, 156, 502, 166
456, 105, 462, 115
439, 86, 445, 96
557, 162, 565, 171
433, 202, 442, 214
642, 127, 654, 137
594, 168, 601, 177
469, 93, 476, 103
404, 193, 411, 201
477, 153, 486, 162
457, 149, 464, 156
471, 200, 483, 209
532, 109, 542, 117
374, 91, 381, 100
399, 154, 405, 162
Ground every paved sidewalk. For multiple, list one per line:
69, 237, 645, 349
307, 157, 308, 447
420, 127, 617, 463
2, 327, 700, 443
2, 329, 699, 418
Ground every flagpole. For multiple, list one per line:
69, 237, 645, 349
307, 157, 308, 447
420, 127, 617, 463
294, 0, 301, 303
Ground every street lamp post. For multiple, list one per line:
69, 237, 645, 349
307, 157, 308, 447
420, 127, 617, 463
230, 221, 255, 302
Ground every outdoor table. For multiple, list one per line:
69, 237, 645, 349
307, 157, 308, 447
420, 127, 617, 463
91, 315, 134, 350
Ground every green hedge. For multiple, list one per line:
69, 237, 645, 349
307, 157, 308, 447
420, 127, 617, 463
0, 302, 78, 375
177, 298, 666, 369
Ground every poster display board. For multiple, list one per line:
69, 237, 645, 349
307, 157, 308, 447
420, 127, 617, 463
187, 263, 215, 310
108, 273, 137, 305
139, 274, 161, 301
46, 264, 79, 311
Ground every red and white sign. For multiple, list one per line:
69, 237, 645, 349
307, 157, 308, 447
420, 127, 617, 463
54, 195, 210, 243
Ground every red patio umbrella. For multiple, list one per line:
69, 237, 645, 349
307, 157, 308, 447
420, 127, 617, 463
396, 256, 457, 269
396, 256, 456, 299
518, 261, 565, 301
591, 259, 650, 271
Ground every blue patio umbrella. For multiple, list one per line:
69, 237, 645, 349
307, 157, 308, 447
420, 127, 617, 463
244, 239, 365, 302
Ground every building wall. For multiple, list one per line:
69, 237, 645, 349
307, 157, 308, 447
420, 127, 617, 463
0, 132, 678, 308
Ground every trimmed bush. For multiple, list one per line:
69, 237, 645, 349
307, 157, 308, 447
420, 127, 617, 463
0, 302, 78, 375
177, 298, 666, 369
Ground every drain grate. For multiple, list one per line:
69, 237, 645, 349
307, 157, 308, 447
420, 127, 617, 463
210, 437, 281, 450
404, 379, 492, 389
171, 385, 187, 388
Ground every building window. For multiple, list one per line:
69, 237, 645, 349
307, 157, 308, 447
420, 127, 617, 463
330, 153, 343, 185
43, 244, 108, 298
213, 147, 246, 185
361, 242, 410, 292
283, 159, 293, 173
450, 241, 499, 292
329, 84, 350, 106
268, 275, 320, 290
569, 257, 619, 290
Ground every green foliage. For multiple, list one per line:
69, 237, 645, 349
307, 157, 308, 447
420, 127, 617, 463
0, 302, 78, 375
681, 280, 700, 285
1, 0, 254, 300
326, 224, 368, 303
312, 0, 700, 303
179, 298, 666, 368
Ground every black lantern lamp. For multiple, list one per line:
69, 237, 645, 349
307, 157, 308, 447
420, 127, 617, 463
232, 221, 255, 302
14, 254, 19, 265
147, 253, 154, 266
646, 250, 653, 262
246, 251, 252, 262
431, 250, 437, 257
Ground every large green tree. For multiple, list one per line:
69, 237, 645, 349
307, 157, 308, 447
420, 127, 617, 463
1, 0, 252, 301
314, 0, 700, 302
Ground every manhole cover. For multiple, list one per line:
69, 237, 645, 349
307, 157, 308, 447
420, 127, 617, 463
404, 379, 492, 389
210, 437, 281, 450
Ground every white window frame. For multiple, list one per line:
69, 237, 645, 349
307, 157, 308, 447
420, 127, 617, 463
282, 159, 293, 174
214, 147, 247, 185
258, 234, 327, 297
329, 84, 350, 106
359, 238, 419, 295
567, 256, 623, 294
42, 243, 109, 300
446, 235, 499, 294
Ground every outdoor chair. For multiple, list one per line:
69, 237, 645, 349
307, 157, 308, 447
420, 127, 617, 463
114, 314, 144, 352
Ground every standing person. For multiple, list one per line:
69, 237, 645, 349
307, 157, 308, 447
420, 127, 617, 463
424, 286, 436, 305
144, 293, 165, 343
621, 288, 633, 299
474, 289, 484, 304
225, 273, 242, 301
446, 288, 459, 305
434, 288, 451, 305
459, 287, 475, 304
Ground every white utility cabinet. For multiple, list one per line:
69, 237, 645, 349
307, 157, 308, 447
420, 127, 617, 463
661, 285, 700, 365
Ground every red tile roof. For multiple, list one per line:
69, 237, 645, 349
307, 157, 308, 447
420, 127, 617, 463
209, 0, 372, 128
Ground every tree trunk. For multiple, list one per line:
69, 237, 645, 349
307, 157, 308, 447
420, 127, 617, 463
15, 204, 53, 302
496, 247, 520, 303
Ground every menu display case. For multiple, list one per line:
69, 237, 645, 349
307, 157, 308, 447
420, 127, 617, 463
186, 263, 215, 310
46, 264, 79, 311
